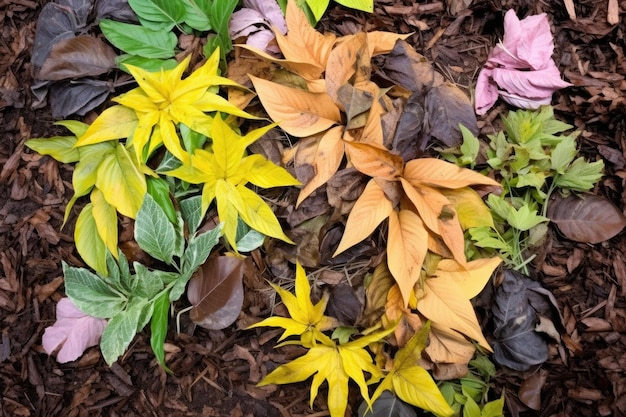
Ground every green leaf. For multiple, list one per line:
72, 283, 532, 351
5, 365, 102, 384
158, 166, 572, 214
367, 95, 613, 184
116, 55, 178, 73
56, 120, 90, 138
100, 298, 147, 365
458, 124, 480, 168
181, 223, 224, 274
236, 219, 266, 252
133, 263, 165, 299
305, 0, 330, 22
75, 204, 108, 275
100, 19, 177, 59
128, 0, 186, 31
180, 195, 203, 236
462, 395, 481, 417
135, 193, 177, 264
481, 396, 505, 417
506, 204, 548, 232
550, 136, 577, 173
486, 194, 511, 221
150, 291, 172, 372
334, 0, 374, 12
180, 0, 212, 31
555, 158, 604, 192
146, 177, 177, 225
63, 262, 126, 319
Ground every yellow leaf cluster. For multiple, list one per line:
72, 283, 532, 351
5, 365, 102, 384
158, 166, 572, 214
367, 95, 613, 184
165, 116, 300, 250
249, 262, 393, 417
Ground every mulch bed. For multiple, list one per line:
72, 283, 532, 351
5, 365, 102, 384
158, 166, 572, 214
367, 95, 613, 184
1, 0, 625, 416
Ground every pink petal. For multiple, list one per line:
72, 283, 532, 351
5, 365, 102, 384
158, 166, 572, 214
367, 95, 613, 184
229, 8, 268, 39
501, 9, 523, 55
517, 13, 554, 70
42, 298, 107, 363
474, 67, 500, 115
498, 90, 552, 110
491, 65, 571, 108
243, 0, 287, 34
247, 30, 280, 55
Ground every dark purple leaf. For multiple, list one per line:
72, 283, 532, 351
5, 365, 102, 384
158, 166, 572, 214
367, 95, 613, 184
382, 40, 440, 94
326, 282, 362, 326
391, 93, 426, 161
39, 35, 117, 81
188, 256, 245, 330
425, 81, 478, 147
95, 0, 139, 22
547, 193, 626, 244
49, 79, 112, 118
32, 3, 80, 72
491, 269, 549, 371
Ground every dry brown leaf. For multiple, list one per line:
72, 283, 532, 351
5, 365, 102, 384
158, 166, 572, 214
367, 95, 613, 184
188, 256, 245, 330
427, 323, 476, 366
325, 32, 370, 103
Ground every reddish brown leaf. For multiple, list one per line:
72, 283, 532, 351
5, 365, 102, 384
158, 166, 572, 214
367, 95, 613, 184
547, 193, 626, 244
188, 256, 245, 330
39, 35, 117, 81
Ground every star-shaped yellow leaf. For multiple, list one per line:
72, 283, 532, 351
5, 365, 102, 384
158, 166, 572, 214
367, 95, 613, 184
165, 116, 300, 249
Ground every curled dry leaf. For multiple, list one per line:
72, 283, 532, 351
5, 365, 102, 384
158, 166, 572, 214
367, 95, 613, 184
187, 256, 246, 330
547, 193, 626, 244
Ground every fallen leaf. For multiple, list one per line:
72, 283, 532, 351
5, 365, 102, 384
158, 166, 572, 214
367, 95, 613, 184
42, 298, 107, 363
49, 79, 113, 118
425, 81, 478, 147
39, 35, 117, 81
519, 369, 548, 410
188, 256, 245, 330
547, 193, 626, 243
358, 390, 417, 417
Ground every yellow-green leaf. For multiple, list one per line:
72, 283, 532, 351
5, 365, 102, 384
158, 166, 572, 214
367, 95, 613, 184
95, 143, 147, 218
75, 203, 107, 275
75, 105, 138, 147
441, 187, 495, 229
237, 185, 293, 244
25, 136, 80, 163
90, 188, 118, 258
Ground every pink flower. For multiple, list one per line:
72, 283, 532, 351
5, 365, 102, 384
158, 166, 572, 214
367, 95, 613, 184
229, 0, 287, 55
475, 10, 571, 115
42, 298, 107, 363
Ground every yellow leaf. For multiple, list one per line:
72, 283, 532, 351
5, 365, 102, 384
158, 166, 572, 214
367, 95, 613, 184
95, 144, 147, 219
75, 203, 107, 275
215, 179, 242, 248
441, 187, 495, 229
248, 262, 338, 343
371, 323, 454, 417
387, 209, 428, 305
90, 188, 118, 259
433, 257, 502, 299
249, 75, 341, 137
366, 31, 412, 57
296, 126, 344, 206
344, 141, 404, 179
76, 105, 138, 147
417, 274, 492, 351
237, 185, 294, 244
400, 178, 445, 235
244, 154, 301, 189
334, 179, 393, 256
404, 158, 501, 189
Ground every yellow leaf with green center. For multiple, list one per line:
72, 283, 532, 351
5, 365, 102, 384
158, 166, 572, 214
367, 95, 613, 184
166, 116, 300, 249
95, 143, 147, 219
90, 188, 118, 259
257, 326, 395, 417
248, 262, 337, 344
75, 203, 107, 275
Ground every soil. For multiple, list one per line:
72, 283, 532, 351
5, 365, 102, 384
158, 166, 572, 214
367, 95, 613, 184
1, 0, 626, 416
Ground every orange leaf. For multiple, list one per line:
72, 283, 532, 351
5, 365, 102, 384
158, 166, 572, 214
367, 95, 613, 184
387, 209, 429, 305
385, 283, 423, 346
272, 0, 336, 80
366, 31, 412, 57
344, 141, 404, 179
334, 179, 393, 256
325, 32, 370, 104
404, 158, 501, 189
400, 178, 447, 235
249, 75, 341, 137
296, 126, 344, 206
436, 206, 467, 265
417, 274, 492, 351
433, 257, 502, 299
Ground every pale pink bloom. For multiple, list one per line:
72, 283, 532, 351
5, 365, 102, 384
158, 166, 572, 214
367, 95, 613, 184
475, 10, 572, 115
229, 0, 287, 55
42, 298, 107, 363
